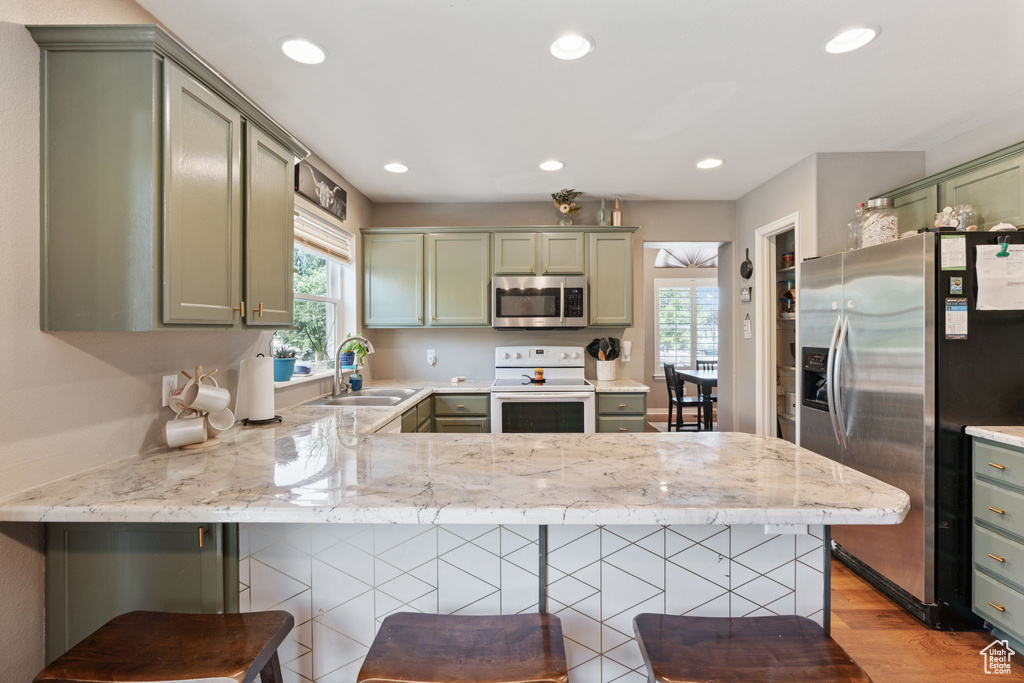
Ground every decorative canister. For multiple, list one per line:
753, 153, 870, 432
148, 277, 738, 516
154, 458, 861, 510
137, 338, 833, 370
780, 252, 794, 268
596, 360, 617, 381
860, 198, 899, 247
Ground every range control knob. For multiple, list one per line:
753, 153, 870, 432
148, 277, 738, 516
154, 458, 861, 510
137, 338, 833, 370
514, 353, 522, 359
501, 352, 510, 360
560, 353, 568, 359
571, 352, 580, 359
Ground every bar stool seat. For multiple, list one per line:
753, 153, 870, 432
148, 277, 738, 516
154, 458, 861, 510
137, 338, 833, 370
633, 614, 872, 682
358, 612, 568, 683
34, 610, 293, 683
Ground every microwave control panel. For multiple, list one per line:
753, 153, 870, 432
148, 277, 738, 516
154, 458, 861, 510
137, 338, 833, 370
564, 288, 584, 317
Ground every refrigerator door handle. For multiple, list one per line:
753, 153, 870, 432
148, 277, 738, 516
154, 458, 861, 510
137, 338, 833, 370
825, 313, 843, 447
834, 315, 850, 449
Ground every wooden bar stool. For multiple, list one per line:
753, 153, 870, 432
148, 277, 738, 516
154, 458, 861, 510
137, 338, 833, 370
358, 612, 568, 683
34, 610, 294, 683
633, 614, 872, 682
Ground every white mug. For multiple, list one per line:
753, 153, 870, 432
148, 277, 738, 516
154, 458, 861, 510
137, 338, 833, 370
164, 414, 207, 448
182, 382, 231, 414
206, 408, 235, 436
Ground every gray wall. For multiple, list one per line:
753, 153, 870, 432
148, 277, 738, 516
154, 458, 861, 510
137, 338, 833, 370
0, 3, 371, 675
368, 201, 735, 390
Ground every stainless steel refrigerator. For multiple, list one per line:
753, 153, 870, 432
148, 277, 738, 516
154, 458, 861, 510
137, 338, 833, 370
799, 231, 1024, 629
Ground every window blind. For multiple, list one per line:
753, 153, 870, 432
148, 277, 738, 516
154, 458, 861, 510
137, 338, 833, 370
293, 211, 353, 263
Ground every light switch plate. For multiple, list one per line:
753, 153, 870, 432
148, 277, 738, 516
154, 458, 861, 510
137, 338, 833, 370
161, 375, 178, 407
427, 349, 436, 366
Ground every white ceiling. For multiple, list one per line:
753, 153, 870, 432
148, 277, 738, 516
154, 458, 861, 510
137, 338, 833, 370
138, 0, 1024, 203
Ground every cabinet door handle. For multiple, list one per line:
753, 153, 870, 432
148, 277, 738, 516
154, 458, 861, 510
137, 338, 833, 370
545, 263, 549, 272
456, 404, 465, 409
989, 462, 1006, 470
592, 315, 597, 323
232, 300, 246, 319
618, 427, 628, 431
989, 602, 1007, 612
988, 553, 1006, 563
417, 316, 422, 323
431, 315, 436, 321
198, 526, 210, 548
531, 263, 534, 273
989, 506, 1006, 515
618, 404, 628, 408
253, 302, 264, 318
480, 422, 485, 430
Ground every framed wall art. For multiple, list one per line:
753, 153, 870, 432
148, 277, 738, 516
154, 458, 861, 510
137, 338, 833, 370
295, 159, 347, 221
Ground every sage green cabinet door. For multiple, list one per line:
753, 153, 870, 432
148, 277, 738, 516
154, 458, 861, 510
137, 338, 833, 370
434, 416, 490, 433
540, 232, 584, 274
892, 185, 938, 233
939, 153, 1024, 230
163, 62, 243, 325
45, 522, 233, 663
588, 232, 633, 326
427, 233, 490, 326
245, 124, 294, 327
363, 234, 424, 326
493, 233, 538, 274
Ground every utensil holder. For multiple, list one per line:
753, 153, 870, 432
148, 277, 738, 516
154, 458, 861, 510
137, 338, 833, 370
596, 360, 617, 381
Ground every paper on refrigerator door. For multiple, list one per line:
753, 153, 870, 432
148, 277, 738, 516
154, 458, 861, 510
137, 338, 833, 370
976, 244, 1024, 310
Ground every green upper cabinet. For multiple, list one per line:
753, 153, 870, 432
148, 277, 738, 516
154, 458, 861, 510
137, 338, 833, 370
364, 234, 425, 326
891, 184, 938, 234
588, 232, 633, 326
540, 232, 585, 274
939, 153, 1024, 230
494, 233, 537, 274
30, 25, 307, 331
427, 233, 490, 325
244, 124, 295, 327
163, 62, 242, 325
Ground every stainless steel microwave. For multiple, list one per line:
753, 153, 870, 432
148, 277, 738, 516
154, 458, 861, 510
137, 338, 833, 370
491, 276, 587, 328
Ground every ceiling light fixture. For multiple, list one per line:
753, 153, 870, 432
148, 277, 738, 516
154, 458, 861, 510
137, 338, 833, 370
280, 38, 326, 64
824, 26, 880, 54
539, 160, 565, 171
384, 162, 409, 173
550, 33, 595, 60
696, 158, 724, 169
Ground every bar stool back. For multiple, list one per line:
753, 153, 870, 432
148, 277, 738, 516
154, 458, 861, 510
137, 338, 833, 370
34, 610, 293, 683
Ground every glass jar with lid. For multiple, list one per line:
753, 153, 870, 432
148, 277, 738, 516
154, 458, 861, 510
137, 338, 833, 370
860, 198, 899, 247
951, 203, 979, 231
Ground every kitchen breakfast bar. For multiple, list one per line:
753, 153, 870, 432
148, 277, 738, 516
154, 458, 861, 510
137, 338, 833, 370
0, 402, 909, 683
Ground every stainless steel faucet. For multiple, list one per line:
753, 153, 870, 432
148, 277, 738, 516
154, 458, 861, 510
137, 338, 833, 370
333, 335, 375, 397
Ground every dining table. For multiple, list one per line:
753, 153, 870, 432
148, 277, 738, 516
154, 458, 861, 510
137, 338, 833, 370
674, 368, 717, 430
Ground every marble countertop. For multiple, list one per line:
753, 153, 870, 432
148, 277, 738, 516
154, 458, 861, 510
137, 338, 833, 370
966, 426, 1024, 449
0, 396, 909, 526
586, 378, 650, 393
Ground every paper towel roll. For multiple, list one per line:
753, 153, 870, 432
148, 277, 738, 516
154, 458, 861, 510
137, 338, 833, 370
236, 356, 275, 421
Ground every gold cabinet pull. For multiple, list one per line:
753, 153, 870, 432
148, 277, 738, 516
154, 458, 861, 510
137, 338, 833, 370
618, 404, 628, 408
417, 315, 422, 323
989, 462, 1006, 470
198, 526, 210, 548
545, 263, 549, 272
480, 422, 485, 430
456, 404, 465, 409
253, 302, 264, 318
431, 315, 436, 321
232, 300, 246, 319
531, 263, 535, 273
989, 553, 1006, 563
618, 427, 628, 431
989, 602, 1007, 612
592, 315, 597, 323
989, 506, 1006, 515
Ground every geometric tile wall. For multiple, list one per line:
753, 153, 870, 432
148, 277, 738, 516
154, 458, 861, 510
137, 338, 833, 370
241, 523, 824, 683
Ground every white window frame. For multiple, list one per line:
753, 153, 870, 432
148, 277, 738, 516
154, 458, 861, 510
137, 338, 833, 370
293, 242, 345, 355
654, 276, 719, 376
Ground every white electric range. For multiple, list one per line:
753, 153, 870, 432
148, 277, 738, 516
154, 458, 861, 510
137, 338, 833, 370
490, 345, 595, 433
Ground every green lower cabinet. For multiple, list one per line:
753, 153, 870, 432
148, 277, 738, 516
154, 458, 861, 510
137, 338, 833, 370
45, 522, 237, 663
402, 398, 433, 433
434, 416, 490, 433
588, 232, 634, 326
596, 392, 647, 433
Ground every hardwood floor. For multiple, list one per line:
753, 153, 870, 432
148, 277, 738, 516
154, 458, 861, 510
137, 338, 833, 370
830, 559, 1024, 681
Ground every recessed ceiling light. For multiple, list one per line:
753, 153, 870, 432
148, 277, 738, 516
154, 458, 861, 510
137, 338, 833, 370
280, 38, 326, 64
539, 160, 565, 171
696, 158, 724, 169
550, 33, 594, 60
384, 162, 409, 173
824, 26, 880, 54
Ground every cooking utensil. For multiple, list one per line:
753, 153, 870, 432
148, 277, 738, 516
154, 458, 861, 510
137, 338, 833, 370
740, 248, 753, 279
586, 338, 601, 359
600, 338, 610, 360
607, 337, 621, 361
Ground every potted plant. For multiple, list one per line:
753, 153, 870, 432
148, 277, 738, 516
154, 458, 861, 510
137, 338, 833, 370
305, 321, 334, 373
272, 343, 298, 381
339, 333, 370, 368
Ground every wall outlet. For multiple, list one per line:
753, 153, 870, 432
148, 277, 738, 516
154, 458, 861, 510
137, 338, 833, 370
161, 374, 178, 407
426, 349, 436, 366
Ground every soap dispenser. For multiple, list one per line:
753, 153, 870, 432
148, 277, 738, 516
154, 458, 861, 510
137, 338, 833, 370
349, 368, 363, 392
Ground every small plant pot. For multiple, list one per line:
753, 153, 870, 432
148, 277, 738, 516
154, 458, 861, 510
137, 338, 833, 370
339, 351, 356, 368
273, 357, 297, 382
596, 360, 617, 381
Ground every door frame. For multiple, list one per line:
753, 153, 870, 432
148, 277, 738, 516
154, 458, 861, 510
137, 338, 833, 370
753, 212, 800, 440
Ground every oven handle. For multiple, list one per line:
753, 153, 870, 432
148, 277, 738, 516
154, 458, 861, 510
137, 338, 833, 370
560, 281, 565, 324
492, 392, 594, 400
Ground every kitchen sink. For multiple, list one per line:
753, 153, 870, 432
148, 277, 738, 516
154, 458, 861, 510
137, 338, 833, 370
302, 388, 422, 408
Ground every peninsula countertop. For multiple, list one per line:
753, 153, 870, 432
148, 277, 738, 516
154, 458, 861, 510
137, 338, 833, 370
0, 396, 909, 526
965, 425, 1024, 448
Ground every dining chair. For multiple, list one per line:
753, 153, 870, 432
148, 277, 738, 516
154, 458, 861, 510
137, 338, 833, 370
664, 363, 702, 432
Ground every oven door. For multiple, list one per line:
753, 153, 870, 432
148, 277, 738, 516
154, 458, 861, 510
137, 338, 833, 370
492, 276, 563, 328
490, 392, 595, 433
